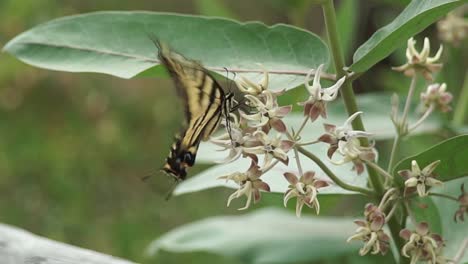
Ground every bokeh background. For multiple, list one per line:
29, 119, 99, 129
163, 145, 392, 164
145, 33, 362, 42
0, 0, 466, 263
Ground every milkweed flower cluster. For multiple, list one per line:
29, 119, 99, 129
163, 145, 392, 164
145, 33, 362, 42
214, 64, 350, 212
208, 35, 462, 263
215, 68, 294, 210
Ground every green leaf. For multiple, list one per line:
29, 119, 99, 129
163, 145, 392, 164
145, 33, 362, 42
393, 135, 468, 186
350, 0, 467, 72
174, 93, 442, 196
147, 208, 359, 264
430, 178, 468, 262
408, 197, 442, 235
3, 11, 329, 90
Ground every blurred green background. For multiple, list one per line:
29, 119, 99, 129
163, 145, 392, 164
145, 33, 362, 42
0, 0, 466, 263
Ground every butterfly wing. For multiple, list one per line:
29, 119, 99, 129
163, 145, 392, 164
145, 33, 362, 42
155, 40, 225, 180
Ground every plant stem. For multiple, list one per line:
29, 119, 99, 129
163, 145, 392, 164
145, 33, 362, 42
293, 148, 304, 176
453, 238, 468, 264
400, 76, 417, 132
428, 192, 459, 201
298, 140, 319, 146
295, 115, 310, 139
365, 160, 394, 182
408, 104, 434, 132
297, 146, 375, 196
387, 135, 401, 173
453, 71, 468, 126
322, 0, 385, 195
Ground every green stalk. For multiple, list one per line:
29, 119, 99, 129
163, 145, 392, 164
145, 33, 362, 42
297, 147, 375, 196
321, 1, 406, 262
453, 71, 468, 126
322, 0, 384, 194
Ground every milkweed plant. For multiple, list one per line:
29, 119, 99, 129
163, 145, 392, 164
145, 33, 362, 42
3, 1, 468, 264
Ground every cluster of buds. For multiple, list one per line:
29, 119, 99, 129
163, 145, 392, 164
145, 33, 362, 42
437, 8, 468, 46
318, 112, 376, 175
216, 68, 294, 209
420, 83, 453, 113
398, 160, 443, 197
347, 203, 390, 256
400, 222, 447, 264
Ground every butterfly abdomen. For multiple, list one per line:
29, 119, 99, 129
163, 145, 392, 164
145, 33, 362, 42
162, 133, 199, 181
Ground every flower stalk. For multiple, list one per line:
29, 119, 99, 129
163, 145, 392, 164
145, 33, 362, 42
297, 146, 375, 196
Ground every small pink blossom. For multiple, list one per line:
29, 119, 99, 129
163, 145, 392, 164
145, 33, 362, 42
219, 161, 270, 210
243, 131, 294, 168
347, 203, 390, 256
400, 222, 447, 264
398, 160, 443, 197
283, 171, 329, 217
298, 64, 345, 122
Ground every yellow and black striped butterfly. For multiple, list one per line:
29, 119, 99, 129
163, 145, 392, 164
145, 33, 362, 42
153, 39, 233, 181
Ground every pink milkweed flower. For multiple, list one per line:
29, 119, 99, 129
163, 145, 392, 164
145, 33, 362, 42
283, 171, 329, 217
298, 64, 346, 122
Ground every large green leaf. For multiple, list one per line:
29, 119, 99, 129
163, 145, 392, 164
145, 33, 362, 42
3, 11, 329, 90
393, 135, 468, 186
350, 0, 467, 72
147, 208, 359, 264
174, 93, 442, 196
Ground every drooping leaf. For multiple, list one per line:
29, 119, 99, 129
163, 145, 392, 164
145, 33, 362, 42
3, 11, 329, 90
147, 208, 359, 264
393, 135, 468, 186
350, 0, 467, 72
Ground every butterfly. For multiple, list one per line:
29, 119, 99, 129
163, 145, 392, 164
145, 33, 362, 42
152, 39, 235, 181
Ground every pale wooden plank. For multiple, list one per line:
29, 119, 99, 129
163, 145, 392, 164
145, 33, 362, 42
0, 224, 137, 264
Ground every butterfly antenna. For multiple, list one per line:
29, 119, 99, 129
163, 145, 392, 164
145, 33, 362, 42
140, 169, 158, 182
